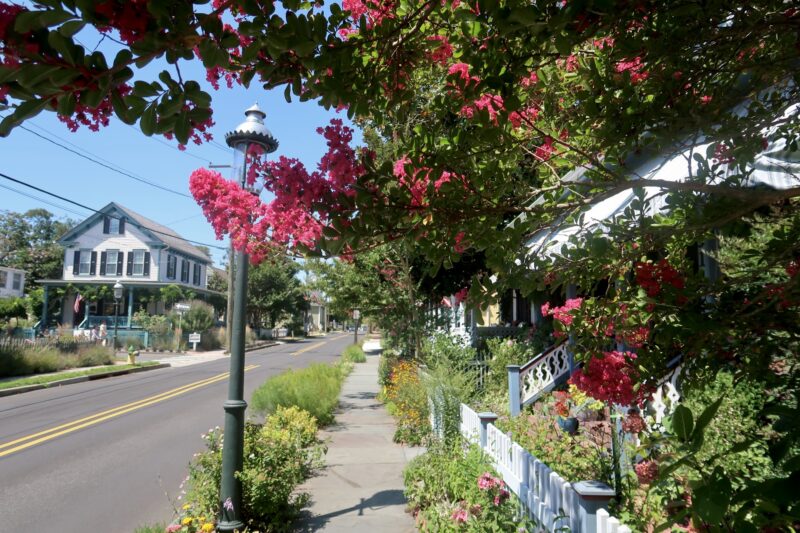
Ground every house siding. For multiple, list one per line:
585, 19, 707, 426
0, 267, 26, 299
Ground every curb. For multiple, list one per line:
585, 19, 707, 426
0, 363, 171, 398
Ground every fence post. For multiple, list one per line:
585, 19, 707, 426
507, 365, 521, 417
477, 412, 498, 449
572, 481, 616, 533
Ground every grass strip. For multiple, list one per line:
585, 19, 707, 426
0, 362, 160, 390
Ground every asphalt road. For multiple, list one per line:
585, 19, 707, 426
0, 333, 355, 533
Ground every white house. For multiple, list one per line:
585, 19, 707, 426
38, 202, 221, 329
0, 266, 26, 299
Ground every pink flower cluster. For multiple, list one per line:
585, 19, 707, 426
615, 56, 649, 84
621, 410, 647, 434
634, 459, 659, 485
427, 35, 453, 64
392, 156, 465, 208
569, 350, 646, 406
190, 119, 365, 261
477, 472, 510, 505
541, 298, 584, 328
94, 0, 152, 45
635, 260, 685, 298
59, 83, 131, 133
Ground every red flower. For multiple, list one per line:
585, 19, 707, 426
569, 351, 648, 406
635, 460, 659, 484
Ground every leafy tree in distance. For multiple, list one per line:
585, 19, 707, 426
0, 209, 74, 282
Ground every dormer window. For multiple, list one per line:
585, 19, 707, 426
103, 215, 125, 235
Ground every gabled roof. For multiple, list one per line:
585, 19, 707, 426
59, 202, 212, 263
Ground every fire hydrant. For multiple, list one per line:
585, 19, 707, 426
127, 345, 139, 365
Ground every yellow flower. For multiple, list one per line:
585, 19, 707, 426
201, 523, 215, 532
182, 504, 191, 511
182, 517, 193, 525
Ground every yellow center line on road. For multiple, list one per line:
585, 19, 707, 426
292, 341, 326, 356
0, 364, 259, 459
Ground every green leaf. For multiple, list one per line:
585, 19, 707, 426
140, 104, 157, 136
692, 475, 731, 524
15, 9, 73, 33
58, 20, 85, 38
691, 396, 723, 445
671, 405, 694, 442
0, 99, 49, 137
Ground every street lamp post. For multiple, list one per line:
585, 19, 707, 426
217, 104, 278, 532
113, 280, 123, 352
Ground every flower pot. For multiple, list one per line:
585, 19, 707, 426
557, 416, 579, 435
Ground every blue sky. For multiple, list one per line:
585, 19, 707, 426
0, 39, 361, 267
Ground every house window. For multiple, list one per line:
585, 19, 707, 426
0, 270, 6, 287
181, 259, 190, 283
108, 217, 120, 234
193, 263, 201, 285
79, 250, 91, 275
12, 273, 21, 291
106, 250, 120, 276
167, 255, 177, 280
132, 250, 146, 276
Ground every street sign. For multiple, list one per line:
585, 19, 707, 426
352, 309, 360, 319
189, 332, 201, 351
175, 303, 191, 312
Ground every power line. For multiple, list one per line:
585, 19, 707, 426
0, 171, 227, 251
0, 182, 89, 218
4, 116, 192, 198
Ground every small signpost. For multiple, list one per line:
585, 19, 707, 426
189, 332, 201, 351
175, 303, 190, 333
352, 309, 360, 345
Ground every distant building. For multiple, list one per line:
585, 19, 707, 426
38, 202, 222, 329
306, 290, 327, 332
0, 266, 26, 299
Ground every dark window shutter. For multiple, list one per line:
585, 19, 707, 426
119, 218, 125, 234
127, 252, 133, 275
73, 251, 80, 275
103, 216, 110, 234
193, 264, 200, 285
90, 251, 97, 275
116, 252, 123, 276
143, 252, 150, 276
100, 252, 107, 275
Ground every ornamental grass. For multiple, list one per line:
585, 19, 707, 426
250, 362, 348, 426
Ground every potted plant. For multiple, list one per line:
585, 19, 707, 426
553, 386, 604, 435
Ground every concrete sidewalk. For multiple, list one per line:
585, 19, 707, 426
297, 342, 420, 532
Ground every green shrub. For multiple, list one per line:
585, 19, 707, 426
484, 337, 534, 393
76, 345, 115, 367
424, 363, 477, 446
378, 349, 400, 388
342, 344, 366, 363
404, 440, 529, 532
0, 343, 30, 377
181, 409, 324, 531
22, 346, 65, 374
422, 332, 476, 371
182, 300, 215, 334
250, 363, 346, 425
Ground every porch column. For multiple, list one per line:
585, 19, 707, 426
532, 295, 543, 325
84, 291, 90, 325
511, 290, 518, 322
127, 286, 135, 328
40, 285, 49, 333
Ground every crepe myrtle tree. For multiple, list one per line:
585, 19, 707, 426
2, 1, 800, 528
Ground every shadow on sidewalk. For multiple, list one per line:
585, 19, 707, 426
295, 489, 407, 532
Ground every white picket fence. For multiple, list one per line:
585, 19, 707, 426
458, 403, 631, 533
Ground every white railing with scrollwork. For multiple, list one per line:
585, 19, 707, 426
646, 364, 682, 429
519, 343, 571, 406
